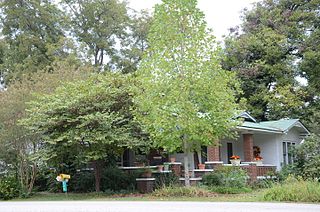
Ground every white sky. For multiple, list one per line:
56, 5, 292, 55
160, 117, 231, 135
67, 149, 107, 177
128, 0, 261, 40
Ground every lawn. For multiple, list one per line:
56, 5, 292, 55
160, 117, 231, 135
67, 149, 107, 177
12, 190, 264, 202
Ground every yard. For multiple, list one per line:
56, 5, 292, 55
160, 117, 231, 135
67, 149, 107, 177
12, 190, 264, 202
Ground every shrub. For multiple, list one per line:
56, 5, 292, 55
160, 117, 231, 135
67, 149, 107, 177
202, 166, 248, 188
101, 167, 139, 192
210, 186, 252, 194
251, 178, 275, 189
263, 176, 320, 202
0, 176, 20, 200
153, 186, 214, 197
68, 171, 95, 193
154, 173, 179, 189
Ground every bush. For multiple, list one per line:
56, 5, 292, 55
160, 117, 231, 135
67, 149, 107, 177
202, 166, 248, 188
251, 178, 275, 189
68, 171, 95, 193
101, 167, 139, 192
154, 173, 179, 189
0, 176, 20, 200
263, 176, 320, 202
153, 186, 214, 197
210, 186, 252, 194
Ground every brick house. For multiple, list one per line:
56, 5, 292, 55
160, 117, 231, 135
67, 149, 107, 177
171, 112, 310, 172
120, 112, 309, 179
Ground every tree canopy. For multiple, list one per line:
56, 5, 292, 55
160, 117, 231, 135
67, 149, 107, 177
21, 73, 147, 191
135, 0, 241, 186
222, 0, 320, 124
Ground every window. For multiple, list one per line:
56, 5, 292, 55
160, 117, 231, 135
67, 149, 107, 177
282, 141, 296, 165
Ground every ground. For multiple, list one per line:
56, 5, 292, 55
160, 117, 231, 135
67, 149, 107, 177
1, 201, 320, 212
12, 191, 263, 202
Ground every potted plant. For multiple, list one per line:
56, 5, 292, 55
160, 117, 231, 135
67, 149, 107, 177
163, 162, 170, 171
254, 156, 263, 165
229, 155, 241, 166
198, 163, 205, 169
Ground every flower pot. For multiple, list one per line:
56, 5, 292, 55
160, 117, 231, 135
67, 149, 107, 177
230, 159, 241, 166
254, 160, 263, 166
198, 164, 205, 170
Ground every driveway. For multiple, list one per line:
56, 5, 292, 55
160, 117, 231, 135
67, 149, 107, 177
1, 201, 319, 212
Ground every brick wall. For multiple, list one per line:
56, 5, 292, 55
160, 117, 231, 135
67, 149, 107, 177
207, 145, 220, 161
243, 134, 254, 162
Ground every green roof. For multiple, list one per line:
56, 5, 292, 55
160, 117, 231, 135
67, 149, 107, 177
241, 121, 282, 132
259, 119, 300, 131
240, 119, 308, 134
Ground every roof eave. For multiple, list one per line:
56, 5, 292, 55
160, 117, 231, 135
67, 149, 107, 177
237, 126, 283, 134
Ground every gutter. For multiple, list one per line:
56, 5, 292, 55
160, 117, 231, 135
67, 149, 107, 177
236, 126, 283, 134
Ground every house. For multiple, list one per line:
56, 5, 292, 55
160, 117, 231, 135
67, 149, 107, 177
120, 112, 310, 177
172, 112, 310, 172
124, 112, 310, 192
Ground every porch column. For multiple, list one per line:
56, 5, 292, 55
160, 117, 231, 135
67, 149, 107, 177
207, 144, 220, 161
243, 134, 254, 162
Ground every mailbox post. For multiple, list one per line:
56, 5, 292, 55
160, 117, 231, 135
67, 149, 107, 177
56, 174, 71, 193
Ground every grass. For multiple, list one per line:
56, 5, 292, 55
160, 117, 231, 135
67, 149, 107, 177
262, 177, 320, 203
11, 189, 264, 202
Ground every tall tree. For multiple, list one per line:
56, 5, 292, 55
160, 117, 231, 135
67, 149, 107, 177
0, 0, 73, 83
135, 0, 241, 186
21, 73, 147, 192
222, 0, 320, 123
63, 0, 129, 69
0, 64, 91, 195
111, 10, 152, 74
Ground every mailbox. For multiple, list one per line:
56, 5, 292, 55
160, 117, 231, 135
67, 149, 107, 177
60, 174, 71, 180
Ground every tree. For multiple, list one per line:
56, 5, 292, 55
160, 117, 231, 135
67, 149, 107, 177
21, 73, 146, 192
222, 0, 320, 123
111, 10, 152, 74
135, 0, 241, 186
292, 132, 320, 180
0, 0, 74, 83
0, 64, 91, 195
63, 0, 129, 69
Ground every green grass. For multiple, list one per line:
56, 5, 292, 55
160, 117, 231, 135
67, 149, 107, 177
262, 177, 320, 203
11, 189, 264, 202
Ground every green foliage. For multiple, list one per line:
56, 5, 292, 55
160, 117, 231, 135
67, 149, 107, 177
101, 167, 138, 192
0, 0, 76, 83
292, 134, 320, 180
69, 171, 95, 193
263, 176, 320, 203
136, 0, 241, 167
63, 0, 129, 69
152, 186, 213, 197
112, 11, 152, 74
154, 173, 179, 189
202, 166, 248, 188
209, 186, 252, 194
0, 65, 91, 195
21, 72, 144, 164
222, 0, 320, 122
0, 176, 20, 200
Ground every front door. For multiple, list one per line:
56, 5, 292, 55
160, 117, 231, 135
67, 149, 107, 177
227, 143, 233, 164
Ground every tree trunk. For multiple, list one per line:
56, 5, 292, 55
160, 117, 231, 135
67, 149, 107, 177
197, 149, 202, 165
183, 140, 190, 187
93, 160, 103, 192
28, 163, 37, 194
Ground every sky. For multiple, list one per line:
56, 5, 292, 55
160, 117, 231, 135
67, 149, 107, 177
128, 0, 261, 40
